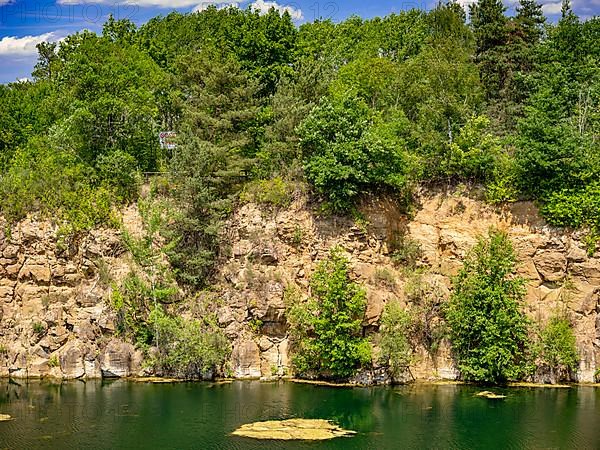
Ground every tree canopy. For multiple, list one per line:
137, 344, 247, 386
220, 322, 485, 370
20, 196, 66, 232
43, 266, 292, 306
1, 2, 599, 282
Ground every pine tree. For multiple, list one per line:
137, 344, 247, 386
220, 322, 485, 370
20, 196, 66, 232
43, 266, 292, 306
469, 0, 508, 100
555, 0, 581, 63
515, 0, 545, 45
561, 0, 572, 18
470, 0, 507, 55
497, 0, 545, 115
167, 48, 260, 287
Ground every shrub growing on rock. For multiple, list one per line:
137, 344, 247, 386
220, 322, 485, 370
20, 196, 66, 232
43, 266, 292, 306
287, 247, 371, 380
379, 301, 413, 381
535, 314, 578, 383
445, 229, 532, 384
148, 306, 230, 379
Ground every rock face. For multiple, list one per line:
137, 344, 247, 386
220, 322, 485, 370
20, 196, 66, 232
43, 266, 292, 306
101, 339, 140, 378
213, 190, 600, 383
0, 218, 144, 379
1, 189, 599, 383
231, 339, 262, 379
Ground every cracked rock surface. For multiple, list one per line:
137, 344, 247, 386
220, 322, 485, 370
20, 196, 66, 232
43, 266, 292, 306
1, 190, 599, 383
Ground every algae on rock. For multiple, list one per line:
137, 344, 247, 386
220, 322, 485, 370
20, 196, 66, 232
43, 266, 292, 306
231, 419, 356, 440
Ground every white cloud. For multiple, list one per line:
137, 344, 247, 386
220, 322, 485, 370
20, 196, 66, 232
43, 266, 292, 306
541, 2, 563, 15
249, 0, 303, 19
538, 0, 595, 16
0, 32, 61, 56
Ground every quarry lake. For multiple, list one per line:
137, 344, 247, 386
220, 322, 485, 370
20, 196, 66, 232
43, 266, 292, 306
1, 380, 599, 449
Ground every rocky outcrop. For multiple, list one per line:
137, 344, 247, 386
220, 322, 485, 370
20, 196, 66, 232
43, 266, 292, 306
0, 218, 144, 379
101, 339, 142, 378
231, 339, 261, 378
406, 194, 599, 382
213, 190, 600, 383
1, 189, 599, 383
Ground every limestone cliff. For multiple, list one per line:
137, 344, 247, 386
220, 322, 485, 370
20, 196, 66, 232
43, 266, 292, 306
213, 190, 600, 383
1, 191, 599, 383
0, 218, 144, 379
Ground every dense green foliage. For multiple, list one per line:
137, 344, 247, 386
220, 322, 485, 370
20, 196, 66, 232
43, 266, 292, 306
1, 3, 599, 283
109, 196, 230, 378
379, 301, 413, 380
536, 314, 579, 382
298, 94, 410, 209
148, 306, 230, 379
287, 248, 371, 379
445, 229, 532, 383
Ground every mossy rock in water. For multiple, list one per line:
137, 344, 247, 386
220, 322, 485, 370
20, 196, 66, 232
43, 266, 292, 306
476, 391, 506, 399
0, 414, 12, 421
232, 419, 356, 440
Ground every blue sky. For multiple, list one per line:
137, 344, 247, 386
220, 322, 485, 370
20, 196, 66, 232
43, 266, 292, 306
0, 0, 598, 83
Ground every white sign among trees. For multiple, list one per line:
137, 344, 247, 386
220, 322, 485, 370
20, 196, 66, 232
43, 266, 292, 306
159, 131, 177, 150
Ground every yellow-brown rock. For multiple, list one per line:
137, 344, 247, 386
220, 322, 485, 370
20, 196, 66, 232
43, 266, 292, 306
231, 419, 356, 440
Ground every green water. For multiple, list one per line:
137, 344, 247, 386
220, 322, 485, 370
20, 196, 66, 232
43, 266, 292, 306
0, 380, 598, 449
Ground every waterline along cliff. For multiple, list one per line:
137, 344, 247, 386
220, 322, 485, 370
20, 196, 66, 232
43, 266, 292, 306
1, 190, 598, 383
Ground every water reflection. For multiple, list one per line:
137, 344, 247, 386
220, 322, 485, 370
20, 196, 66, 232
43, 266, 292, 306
0, 380, 599, 449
